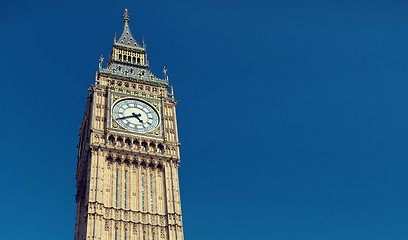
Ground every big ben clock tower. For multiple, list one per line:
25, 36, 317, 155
75, 10, 184, 240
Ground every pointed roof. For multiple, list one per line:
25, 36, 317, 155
114, 9, 143, 50
99, 9, 168, 86
116, 21, 141, 48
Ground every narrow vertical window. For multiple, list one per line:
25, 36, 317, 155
124, 171, 127, 209
115, 169, 119, 208
141, 173, 145, 211
115, 231, 117, 240
124, 233, 127, 240
150, 175, 153, 211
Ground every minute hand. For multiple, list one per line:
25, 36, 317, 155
116, 115, 135, 120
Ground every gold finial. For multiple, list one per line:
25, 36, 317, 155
114, 32, 117, 43
142, 36, 146, 48
99, 54, 104, 70
163, 66, 167, 76
123, 9, 130, 22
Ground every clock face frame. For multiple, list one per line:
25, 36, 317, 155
112, 98, 159, 133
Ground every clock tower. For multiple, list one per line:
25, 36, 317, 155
74, 10, 184, 240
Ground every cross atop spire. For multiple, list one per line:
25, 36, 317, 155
123, 9, 130, 23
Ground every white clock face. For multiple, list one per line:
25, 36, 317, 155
112, 99, 159, 133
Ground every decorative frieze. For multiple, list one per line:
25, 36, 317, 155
86, 202, 182, 228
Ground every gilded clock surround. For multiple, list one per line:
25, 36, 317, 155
74, 9, 184, 240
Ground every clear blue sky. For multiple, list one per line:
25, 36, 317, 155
1, 0, 408, 239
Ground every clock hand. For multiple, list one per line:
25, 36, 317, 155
116, 115, 135, 120
132, 112, 144, 123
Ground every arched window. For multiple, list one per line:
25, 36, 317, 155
108, 136, 115, 145
149, 142, 156, 152
141, 142, 147, 151
133, 139, 139, 150
157, 144, 164, 153
117, 137, 123, 147
125, 139, 131, 148
119, 54, 122, 61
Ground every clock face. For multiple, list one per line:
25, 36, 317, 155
112, 99, 159, 133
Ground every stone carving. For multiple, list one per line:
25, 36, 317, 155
105, 220, 110, 231
105, 208, 111, 217
133, 224, 138, 235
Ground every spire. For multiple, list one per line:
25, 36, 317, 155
115, 9, 141, 49
99, 9, 169, 87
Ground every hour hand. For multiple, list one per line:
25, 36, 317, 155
132, 112, 143, 123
